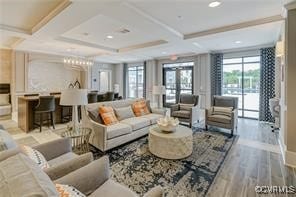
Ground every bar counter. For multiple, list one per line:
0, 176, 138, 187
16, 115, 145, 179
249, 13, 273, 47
18, 95, 64, 133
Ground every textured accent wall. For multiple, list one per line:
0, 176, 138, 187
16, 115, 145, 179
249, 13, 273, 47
0, 49, 12, 84
28, 60, 80, 92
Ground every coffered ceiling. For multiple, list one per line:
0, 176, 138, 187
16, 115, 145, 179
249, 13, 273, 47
0, 0, 292, 63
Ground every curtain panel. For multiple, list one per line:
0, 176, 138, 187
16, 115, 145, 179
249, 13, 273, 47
143, 61, 147, 99
210, 53, 223, 104
123, 63, 128, 99
259, 47, 276, 122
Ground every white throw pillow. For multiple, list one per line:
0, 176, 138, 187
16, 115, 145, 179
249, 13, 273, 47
56, 184, 86, 197
21, 145, 50, 170
0, 94, 9, 106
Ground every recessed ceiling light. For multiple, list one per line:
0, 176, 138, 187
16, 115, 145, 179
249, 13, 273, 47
235, 41, 242, 44
107, 35, 113, 39
193, 42, 203, 48
209, 1, 221, 8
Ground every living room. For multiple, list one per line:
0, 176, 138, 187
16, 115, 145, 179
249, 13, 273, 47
1, 0, 296, 196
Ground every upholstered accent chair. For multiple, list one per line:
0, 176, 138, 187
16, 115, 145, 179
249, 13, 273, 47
205, 96, 238, 136
170, 94, 199, 128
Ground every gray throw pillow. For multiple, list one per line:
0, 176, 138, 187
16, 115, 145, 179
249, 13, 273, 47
114, 106, 135, 121
88, 108, 103, 124
0, 129, 17, 151
212, 106, 233, 117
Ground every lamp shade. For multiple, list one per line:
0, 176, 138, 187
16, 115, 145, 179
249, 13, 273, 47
152, 85, 165, 95
60, 89, 88, 106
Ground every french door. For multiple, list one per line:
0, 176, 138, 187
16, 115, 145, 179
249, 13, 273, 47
163, 62, 193, 107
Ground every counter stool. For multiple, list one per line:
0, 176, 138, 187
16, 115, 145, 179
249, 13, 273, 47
88, 93, 97, 103
33, 96, 55, 132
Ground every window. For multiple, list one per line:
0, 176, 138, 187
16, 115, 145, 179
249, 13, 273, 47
127, 66, 144, 98
222, 56, 260, 119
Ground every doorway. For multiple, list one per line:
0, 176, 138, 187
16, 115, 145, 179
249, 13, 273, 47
222, 56, 260, 119
163, 62, 194, 107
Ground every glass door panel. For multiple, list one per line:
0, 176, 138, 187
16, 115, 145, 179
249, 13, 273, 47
165, 70, 177, 104
243, 62, 260, 118
180, 69, 193, 93
222, 64, 243, 116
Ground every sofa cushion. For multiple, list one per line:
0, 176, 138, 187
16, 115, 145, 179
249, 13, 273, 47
208, 114, 231, 124
141, 113, 163, 124
21, 145, 50, 170
106, 123, 132, 139
0, 104, 12, 116
99, 106, 119, 125
114, 106, 135, 121
0, 94, 9, 106
121, 117, 150, 131
132, 99, 150, 116
0, 153, 59, 196
89, 179, 137, 197
172, 110, 190, 118
212, 106, 233, 117
0, 129, 18, 152
179, 103, 194, 111
48, 152, 78, 167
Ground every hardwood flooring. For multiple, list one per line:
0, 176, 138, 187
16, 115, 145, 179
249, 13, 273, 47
207, 118, 296, 197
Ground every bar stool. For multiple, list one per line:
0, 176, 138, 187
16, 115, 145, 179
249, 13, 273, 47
105, 91, 115, 101
33, 96, 55, 132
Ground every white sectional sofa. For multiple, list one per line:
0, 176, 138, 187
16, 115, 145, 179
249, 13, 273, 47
82, 99, 166, 152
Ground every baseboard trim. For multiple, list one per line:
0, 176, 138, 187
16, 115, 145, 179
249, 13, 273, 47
278, 136, 296, 168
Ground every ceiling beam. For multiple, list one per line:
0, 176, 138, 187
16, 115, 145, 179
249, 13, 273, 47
123, 2, 184, 39
184, 15, 284, 40
56, 36, 117, 53
118, 40, 168, 53
31, 0, 72, 34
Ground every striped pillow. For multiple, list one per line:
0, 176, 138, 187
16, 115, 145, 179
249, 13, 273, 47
212, 106, 233, 117
56, 184, 86, 197
132, 100, 150, 117
21, 145, 50, 170
99, 106, 119, 125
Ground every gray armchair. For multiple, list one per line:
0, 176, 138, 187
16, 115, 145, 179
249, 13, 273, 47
205, 96, 238, 136
170, 94, 199, 128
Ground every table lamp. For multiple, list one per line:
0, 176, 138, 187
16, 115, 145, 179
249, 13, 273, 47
60, 89, 87, 133
153, 85, 165, 108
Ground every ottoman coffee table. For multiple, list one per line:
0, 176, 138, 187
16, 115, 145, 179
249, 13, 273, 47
148, 125, 193, 159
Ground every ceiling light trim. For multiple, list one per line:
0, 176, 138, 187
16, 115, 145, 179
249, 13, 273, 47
123, 2, 184, 39
31, 0, 72, 34
0, 24, 31, 36
118, 40, 168, 53
184, 15, 284, 40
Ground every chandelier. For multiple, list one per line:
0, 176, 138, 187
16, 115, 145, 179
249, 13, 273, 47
63, 57, 94, 66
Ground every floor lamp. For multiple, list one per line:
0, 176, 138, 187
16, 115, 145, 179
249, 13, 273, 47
153, 85, 165, 108
60, 89, 88, 133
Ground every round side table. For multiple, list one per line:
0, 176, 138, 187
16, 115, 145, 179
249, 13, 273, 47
62, 127, 92, 155
148, 125, 193, 159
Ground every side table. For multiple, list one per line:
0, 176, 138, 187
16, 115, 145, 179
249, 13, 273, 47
62, 127, 91, 155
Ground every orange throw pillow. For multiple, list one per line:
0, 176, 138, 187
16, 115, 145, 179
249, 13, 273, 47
132, 100, 150, 117
99, 106, 118, 125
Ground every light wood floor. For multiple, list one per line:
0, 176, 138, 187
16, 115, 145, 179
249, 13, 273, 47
207, 118, 296, 197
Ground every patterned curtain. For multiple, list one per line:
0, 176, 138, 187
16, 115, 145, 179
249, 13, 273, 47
259, 47, 276, 122
143, 61, 147, 98
210, 53, 223, 104
123, 63, 128, 99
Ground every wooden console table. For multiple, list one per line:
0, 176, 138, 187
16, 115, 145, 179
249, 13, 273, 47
18, 95, 63, 133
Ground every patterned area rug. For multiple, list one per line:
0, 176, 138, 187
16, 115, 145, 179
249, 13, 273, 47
91, 130, 237, 197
